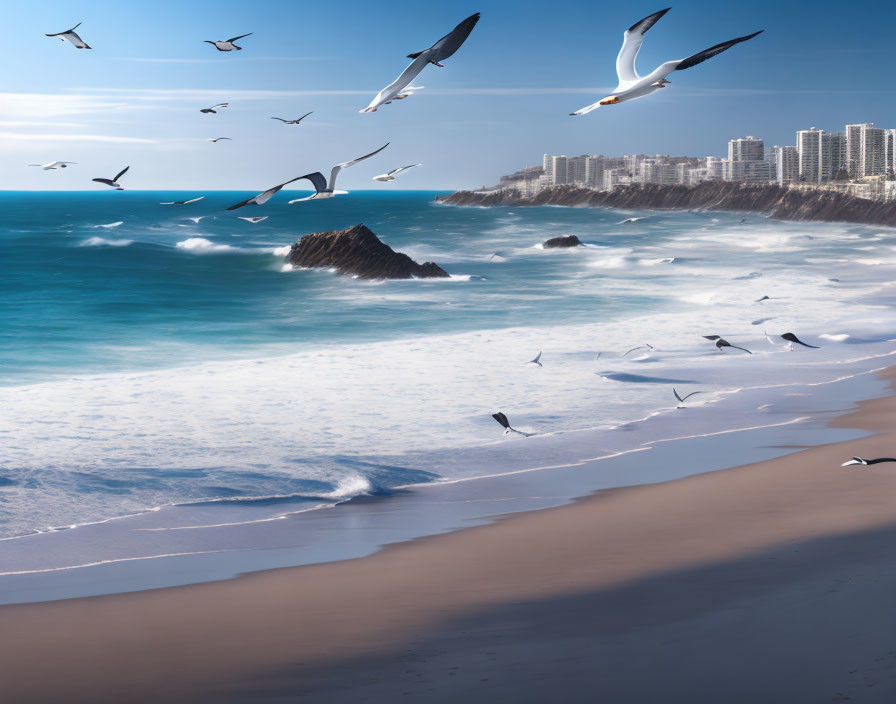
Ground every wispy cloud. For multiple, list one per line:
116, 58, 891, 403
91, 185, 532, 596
0, 132, 156, 144
119, 56, 328, 64
0, 120, 88, 128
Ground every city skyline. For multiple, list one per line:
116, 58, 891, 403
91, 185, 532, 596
3, 0, 895, 190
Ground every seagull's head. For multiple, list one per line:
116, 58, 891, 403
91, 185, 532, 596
599, 96, 620, 106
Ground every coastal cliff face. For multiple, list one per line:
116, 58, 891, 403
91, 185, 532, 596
437, 183, 896, 227
286, 224, 450, 279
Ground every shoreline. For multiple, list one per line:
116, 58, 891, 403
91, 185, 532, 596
2, 370, 896, 701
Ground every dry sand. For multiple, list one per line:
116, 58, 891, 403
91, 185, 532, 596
3, 374, 896, 702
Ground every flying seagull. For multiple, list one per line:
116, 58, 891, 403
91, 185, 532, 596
491, 412, 533, 437
271, 112, 313, 124
46, 22, 91, 49
208, 137, 232, 142
29, 161, 76, 170
160, 197, 204, 205
200, 103, 228, 114
361, 13, 480, 113
92, 166, 129, 190
528, 351, 543, 367
204, 34, 252, 52
755, 295, 770, 303
287, 143, 389, 203
238, 216, 269, 223
673, 388, 701, 408
703, 335, 751, 354
622, 343, 654, 357
781, 332, 819, 349
373, 164, 422, 182
841, 457, 896, 467
225, 176, 305, 210
570, 8, 762, 115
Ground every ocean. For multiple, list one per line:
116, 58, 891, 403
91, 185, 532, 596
1, 190, 895, 594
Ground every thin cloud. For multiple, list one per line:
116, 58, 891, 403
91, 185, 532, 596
0, 132, 156, 144
120, 56, 328, 64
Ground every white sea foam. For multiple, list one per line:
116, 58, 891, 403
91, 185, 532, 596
175, 237, 233, 252
271, 245, 292, 257
79, 237, 133, 247
93, 221, 124, 229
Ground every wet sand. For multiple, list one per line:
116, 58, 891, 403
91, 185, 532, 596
3, 373, 896, 702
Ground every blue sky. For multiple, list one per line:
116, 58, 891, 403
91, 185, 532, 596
3, 0, 894, 190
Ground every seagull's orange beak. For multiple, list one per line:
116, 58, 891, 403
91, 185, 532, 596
599, 97, 620, 106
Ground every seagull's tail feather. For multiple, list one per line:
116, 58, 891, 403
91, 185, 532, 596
360, 107, 378, 113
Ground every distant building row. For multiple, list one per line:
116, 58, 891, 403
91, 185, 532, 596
504, 122, 896, 201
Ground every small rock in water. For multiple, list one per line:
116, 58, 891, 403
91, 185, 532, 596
542, 235, 581, 249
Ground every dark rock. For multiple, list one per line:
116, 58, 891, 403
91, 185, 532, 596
542, 235, 581, 248
436, 182, 896, 228
286, 224, 449, 280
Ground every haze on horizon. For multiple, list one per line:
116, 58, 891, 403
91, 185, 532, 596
3, 0, 894, 191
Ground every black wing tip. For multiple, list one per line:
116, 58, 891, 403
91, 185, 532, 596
628, 7, 671, 33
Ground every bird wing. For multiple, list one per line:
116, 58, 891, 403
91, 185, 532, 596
271, 117, 288, 122
616, 8, 670, 87
390, 164, 422, 176
673, 388, 683, 403
212, 103, 228, 109
328, 143, 390, 191
492, 412, 510, 429
674, 31, 763, 71
182, 197, 204, 204
226, 33, 253, 43
296, 172, 328, 194
226, 193, 261, 210
92, 178, 114, 186
113, 166, 129, 182
46, 22, 81, 36
366, 56, 428, 108
297, 111, 313, 122
411, 12, 480, 63
252, 176, 304, 205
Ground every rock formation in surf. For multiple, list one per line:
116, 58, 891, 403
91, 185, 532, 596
436, 182, 896, 228
542, 235, 581, 248
286, 224, 449, 280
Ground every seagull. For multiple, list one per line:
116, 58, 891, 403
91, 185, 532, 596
373, 164, 422, 182
28, 161, 76, 170
200, 103, 228, 114
570, 8, 762, 115
673, 388, 701, 408
755, 295, 770, 303
841, 457, 896, 467
622, 343, 654, 357
204, 34, 252, 52
238, 216, 268, 223
528, 351, 543, 367
160, 197, 204, 205
92, 166, 129, 190
225, 176, 306, 210
208, 137, 232, 142
45, 22, 91, 49
361, 13, 480, 113
781, 332, 819, 349
702, 335, 751, 354
271, 112, 313, 124
491, 412, 533, 437
619, 216, 647, 224
287, 143, 389, 203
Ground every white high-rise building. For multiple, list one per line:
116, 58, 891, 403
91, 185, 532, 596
820, 132, 845, 180
728, 136, 764, 162
705, 157, 725, 180
845, 123, 873, 177
886, 129, 896, 176
567, 156, 589, 185
542, 154, 569, 185
859, 126, 886, 177
796, 127, 823, 182
774, 145, 798, 185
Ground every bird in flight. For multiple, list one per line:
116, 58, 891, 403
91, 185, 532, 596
45, 22, 91, 49
673, 388, 701, 408
29, 161, 76, 170
226, 176, 306, 210
200, 103, 228, 114
238, 216, 269, 223
204, 34, 252, 52
287, 144, 389, 202
571, 8, 762, 115
361, 13, 480, 113
92, 166, 130, 190
528, 351, 543, 367
841, 457, 896, 467
373, 164, 423, 182
702, 335, 751, 354
492, 412, 533, 437
271, 112, 313, 125
160, 197, 205, 205
208, 137, 232, 143
622, 343, 654, 358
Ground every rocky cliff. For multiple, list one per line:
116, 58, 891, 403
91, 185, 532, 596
437, 183, 896, 227
286, 224, 449, 280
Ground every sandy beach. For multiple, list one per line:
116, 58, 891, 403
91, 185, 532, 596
3, 372, 896, 702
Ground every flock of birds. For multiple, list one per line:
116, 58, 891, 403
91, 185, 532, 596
42, 13, 885, 469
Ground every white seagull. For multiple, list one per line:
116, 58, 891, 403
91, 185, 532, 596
160, 197, 205, 205
238, 216, 269, 223
200, 103, 228, 114
373, 164, 422, 182
45, 22, 91, 49
204, 34, 252, 52
287, 143, 389, 203
225, 176, 306, 210
208, 137, 232, 142
528, 351, 543, 367
92, 166, 129, 190
673, 388, 701, 408
271, 112, 313, 125
29, 161, 76, 170
570, 8, 762, 115
492, 412, 533, 437
361, 13, 480, 113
